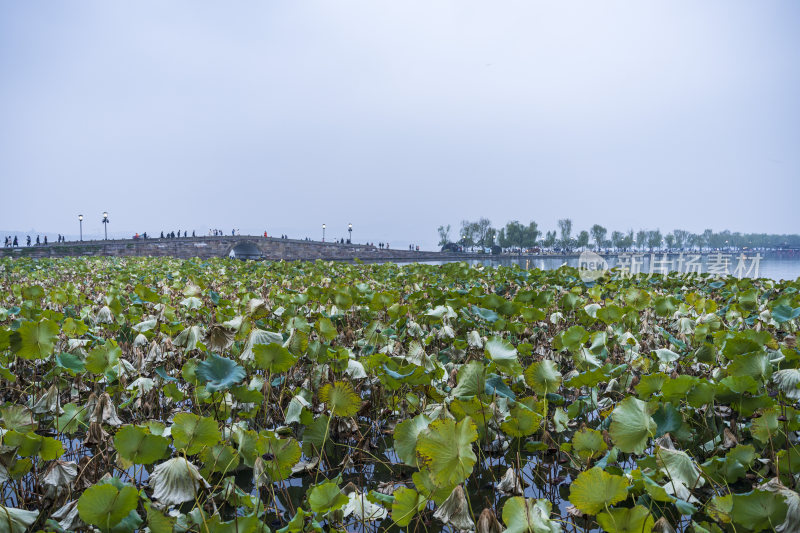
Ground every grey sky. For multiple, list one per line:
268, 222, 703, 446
1, 1, 798, 248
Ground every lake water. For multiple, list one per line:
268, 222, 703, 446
421, 253, 800, 282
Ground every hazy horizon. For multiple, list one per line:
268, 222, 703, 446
2, 1, 798, 249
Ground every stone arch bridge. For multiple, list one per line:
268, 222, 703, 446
0, 236, 460, 263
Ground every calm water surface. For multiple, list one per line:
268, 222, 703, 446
420, 255, 800, 282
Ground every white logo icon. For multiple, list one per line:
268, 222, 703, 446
578, 251, 609, 282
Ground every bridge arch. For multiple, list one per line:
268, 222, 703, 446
226, 240, 264, 260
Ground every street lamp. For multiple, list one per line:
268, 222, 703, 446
102, 212, 109, 240
78, 214, 83, 241
348, 223, 352, 243
322, 224, 326, 242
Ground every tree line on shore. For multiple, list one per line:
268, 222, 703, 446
437, 218, 800, 252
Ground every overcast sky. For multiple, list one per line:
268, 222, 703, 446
1, 1, 798, 248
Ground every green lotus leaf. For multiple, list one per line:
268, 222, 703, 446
635, 373, 667, 398
316, 317, 338, 341
252, 343, 297, 373
260, 435, 301, 482
393, 414, 431, 467
524, 360, 562, 395
114, 425, 169, 465
751, 408, 780, 444
56, 403, 88, 435
560, 325, 589, 353
608, 396, 656, 454
21, 285, 44, 300
451, 361, 486, 397
198, 444, 240, 476
145, 502, 175, 533
656, 446, 705, 490
3, 431, 64, 460
416, 417, 478, 487
171, 413, 221, 455
55, 351, 86, 374
572, 427, 607, 461
12, 319, 59, 360
569, 467, 629, 515
654, 295, 680, 317
308, 481, 349, 514
302, 414, 330, 457
485, 337, 522, 374
730, 490, 788, 532
772, 304, 800, 323
485, 373, 516, 399
551, 406, 569, 433
62, 319, 89, 338
472, 305, 499, 323
240, 329, 284, 361
500, 404, 543, 438
319, 381, 361, 417
1, 405, 37, 433
195, 353, 246, 392
77, 483, 139, 531
702, 444, 755, 484
624, 288, 651, 310
502, 497, 560, 533
391, 487, 426, 527
85, 341, 122, 375
596, 505, 654, 533
652, 402, 683, 437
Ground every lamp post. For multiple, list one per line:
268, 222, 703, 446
348, 223, 352, 243
78, 214, 83, 241
322, 224, 326, 242
102, 212, 109, 240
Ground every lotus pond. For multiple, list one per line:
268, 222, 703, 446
1, 257, 800, 533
